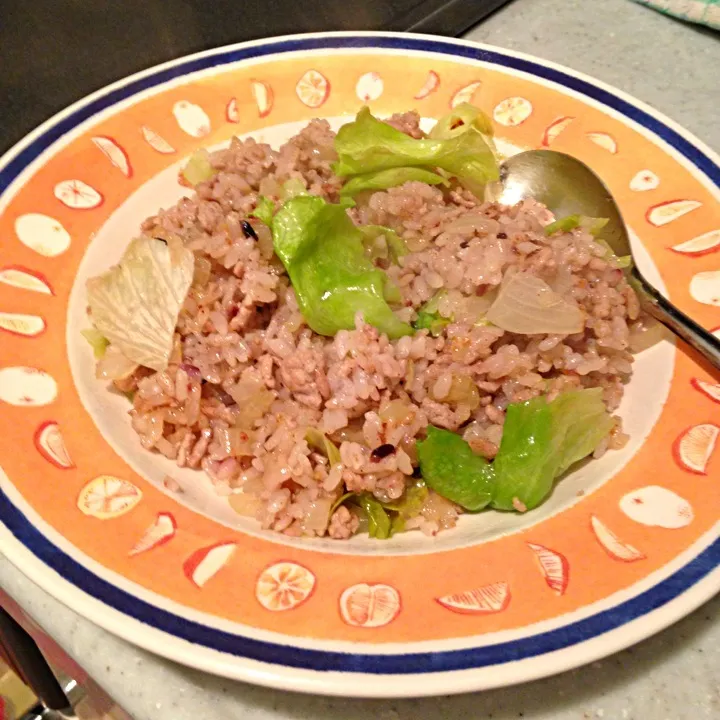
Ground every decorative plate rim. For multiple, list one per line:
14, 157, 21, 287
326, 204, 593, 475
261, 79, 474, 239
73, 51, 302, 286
0, 31, 718, 698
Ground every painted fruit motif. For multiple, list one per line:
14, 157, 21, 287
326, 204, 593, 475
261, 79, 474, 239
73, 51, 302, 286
541, 116, 574, 146
590, 515, 645, 562
527, 543, 569, 595
586, 132, 618, 153
646, 199, 701, 227
0, 367, 57, 407
91, 136, 132, 177
630, 169, 659, 191
54, 180, 103, 209
184, 542, 236, 587
251, 80, 273, 117
493, 97, 532, 126
130, 512, 177, 556
296, 70, 330, 108
141, 126, 176, 154
77, 476, 142, 520
414, 70, 440, 100
673, 424, 719, 475
671, 229, 720, 256
619, 487, 694, 529
172, 101, 211, 137
0, 313, 45, 338
256, 562, 315, 612
34, 421, 74, 469
355, 72, 383, 102
436, 581, 510, 614
0, 266, 53, 295
689, 271, 720, 306
15, 214, 71, 257
450, 81, 482, 108
339, 583, 401, 628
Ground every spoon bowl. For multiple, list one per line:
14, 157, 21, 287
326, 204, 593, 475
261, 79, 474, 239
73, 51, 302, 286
496, 150, 720, 370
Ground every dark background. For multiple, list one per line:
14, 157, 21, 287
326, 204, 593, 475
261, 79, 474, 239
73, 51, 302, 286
0, 0, 510, 154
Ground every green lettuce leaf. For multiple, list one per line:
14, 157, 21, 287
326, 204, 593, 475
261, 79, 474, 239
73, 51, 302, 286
305, 428, 341, 466
81, 328, 109, 359
491, 388, 614, 511
336, 482, 427, 538
358, 225, 408, 264
333, 107, 499, 195
340, 167, 446, 197
251, 196, 276, 226
417, 389, 614, 514
416, 426, 496, 511
272, 196, 413, 339
382, 480, 428, 535
86, 237, 194, 371
281, 178, 308, 199
412, 291, 450, 336
330, 491, 355, 517
545, 214, 608, 237
355, 493, 392, 539
429, 103, 495, 141
596, 238, 633, 269
413, 312, 450, 336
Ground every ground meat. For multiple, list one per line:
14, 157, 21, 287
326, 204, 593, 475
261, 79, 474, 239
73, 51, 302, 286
327, 506, 360, 539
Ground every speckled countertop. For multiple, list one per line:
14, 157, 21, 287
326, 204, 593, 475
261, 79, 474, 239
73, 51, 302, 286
1, 0, 718, 718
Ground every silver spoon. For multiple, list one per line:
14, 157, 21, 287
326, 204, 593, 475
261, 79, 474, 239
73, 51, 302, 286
496, 149, 720, 370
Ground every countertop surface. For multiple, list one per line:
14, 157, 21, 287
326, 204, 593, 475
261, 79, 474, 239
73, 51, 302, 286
1, 0, 718, 718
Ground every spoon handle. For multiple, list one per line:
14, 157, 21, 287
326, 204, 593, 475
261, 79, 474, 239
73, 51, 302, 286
633, 269, 720, 371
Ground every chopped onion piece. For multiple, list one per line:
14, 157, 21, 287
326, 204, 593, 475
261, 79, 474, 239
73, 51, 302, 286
487, 271, 585, 335
182, 149, 216, 186
228, 373, 275, 427
229, 491, 262, 517
301, 497, 334, 534
95, 344, 139, 381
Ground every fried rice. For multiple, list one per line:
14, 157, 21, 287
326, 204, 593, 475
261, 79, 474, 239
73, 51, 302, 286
99, 111, 641, 539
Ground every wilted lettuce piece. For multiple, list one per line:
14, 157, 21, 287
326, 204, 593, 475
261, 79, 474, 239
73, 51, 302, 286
417, 426, 496, 511
382, 480, 429, 535
413, 291, 450, 336
596, 238, 633, 269
491, 388, 614, 511
81, 328, 109, 358
305, 428, 341, 466
181, 149, 216, 186
544, 214, 581, 235
358, 225, 408, 264
614, 254, 632, 268
413, 312, 449, 336
545, 214, 608, 237
333, 107, 498, 195
86, 237, 194, 371
251, 196, 277, 226
330, 491, 355, 517
272, 196, 413, 339
340, 167, 446, 197
429, 102, 495, 141
355, 493, 392, 539
281, 178, 308, 199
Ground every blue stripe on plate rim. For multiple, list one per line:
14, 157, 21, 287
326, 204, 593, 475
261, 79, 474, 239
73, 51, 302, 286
0, 33, 718, 676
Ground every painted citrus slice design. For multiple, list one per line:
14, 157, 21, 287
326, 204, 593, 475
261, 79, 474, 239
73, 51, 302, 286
77, 476, 142, 519
339, 583, 401, 628
256, 562, 316, 612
